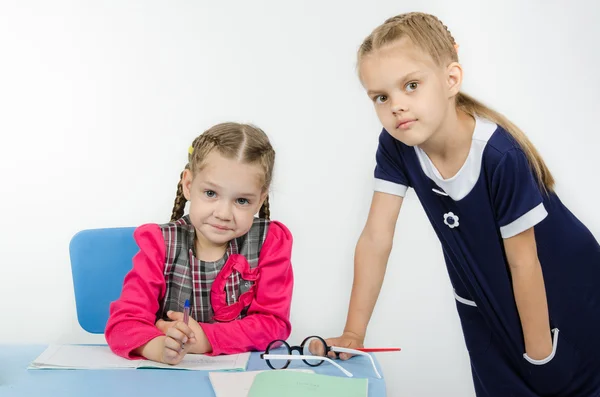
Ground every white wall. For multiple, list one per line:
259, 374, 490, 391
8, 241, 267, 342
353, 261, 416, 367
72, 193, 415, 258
1, 1, 599, 395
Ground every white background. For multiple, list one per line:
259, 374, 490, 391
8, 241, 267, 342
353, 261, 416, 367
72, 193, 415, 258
1, 1, 599, 395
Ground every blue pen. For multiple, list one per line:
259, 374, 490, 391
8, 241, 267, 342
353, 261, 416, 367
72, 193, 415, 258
181, 299, 190, 349
183, 299, 190, 326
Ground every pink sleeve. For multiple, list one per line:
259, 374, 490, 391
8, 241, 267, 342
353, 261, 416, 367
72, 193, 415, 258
201, 221, 294, 356
105, 224, 167, 359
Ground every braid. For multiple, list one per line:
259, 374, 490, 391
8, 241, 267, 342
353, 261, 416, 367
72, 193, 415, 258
259, 195, 271, 220
361, 12, 458, 68
429, 14, 456, 46
170, 169, 188, 222
383, 13, 455, 44
384, 13, 410, 25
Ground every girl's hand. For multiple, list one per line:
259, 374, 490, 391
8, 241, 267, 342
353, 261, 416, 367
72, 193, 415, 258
161, 320, 197, 365
525, 332, 553, 361
311, 331, 364, 361
156, 310, 212, 354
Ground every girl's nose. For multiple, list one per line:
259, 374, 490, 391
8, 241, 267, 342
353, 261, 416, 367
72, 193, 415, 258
213, 201, 232, 220
390, 95, 408, 113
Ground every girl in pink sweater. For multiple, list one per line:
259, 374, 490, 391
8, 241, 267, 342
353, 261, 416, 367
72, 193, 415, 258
105, 123, 294, 365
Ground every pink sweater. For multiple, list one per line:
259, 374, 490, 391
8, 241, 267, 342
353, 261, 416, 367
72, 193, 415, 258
105, 221, 293, 358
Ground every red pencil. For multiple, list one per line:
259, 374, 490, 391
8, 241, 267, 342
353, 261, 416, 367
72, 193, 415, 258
356, 347, 401, 352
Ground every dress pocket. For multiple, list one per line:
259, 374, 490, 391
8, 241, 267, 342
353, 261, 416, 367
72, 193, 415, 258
522, 328, 580, 396
454, 290, 492, 356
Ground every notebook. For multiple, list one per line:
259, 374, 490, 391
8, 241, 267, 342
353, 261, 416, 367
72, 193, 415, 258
248, 370, 368, 397
28, 345, 250, 371
209, 369, 315, 397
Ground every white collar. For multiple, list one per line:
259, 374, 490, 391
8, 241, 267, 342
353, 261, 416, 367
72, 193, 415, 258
414, 117, 498, 201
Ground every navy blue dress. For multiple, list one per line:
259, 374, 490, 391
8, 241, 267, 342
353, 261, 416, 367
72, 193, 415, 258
374, 117, 600, 396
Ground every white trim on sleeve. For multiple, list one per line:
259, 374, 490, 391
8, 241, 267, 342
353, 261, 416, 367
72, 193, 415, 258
453, 290, 477, 307
374, 178, 408, 197
500, 203, 548, 239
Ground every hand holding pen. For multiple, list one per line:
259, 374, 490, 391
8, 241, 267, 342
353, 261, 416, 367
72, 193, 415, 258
160, 299, 197, 365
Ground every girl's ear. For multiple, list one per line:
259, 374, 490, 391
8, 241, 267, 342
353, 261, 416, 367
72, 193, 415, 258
182, 169, 193, 201
446, 61, 463, 98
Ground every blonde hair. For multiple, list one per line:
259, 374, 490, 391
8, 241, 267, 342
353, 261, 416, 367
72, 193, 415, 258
358, 12, 554, 191
170, 122, 275, 222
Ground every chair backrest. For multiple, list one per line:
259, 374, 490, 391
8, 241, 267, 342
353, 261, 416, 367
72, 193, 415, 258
69, 227, 138, 333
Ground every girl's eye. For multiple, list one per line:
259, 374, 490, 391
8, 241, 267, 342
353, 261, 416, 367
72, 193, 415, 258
236, 198, 249, 205
374, 95, 388, 104
406, 82, 418, 92
205, 190, 216, 198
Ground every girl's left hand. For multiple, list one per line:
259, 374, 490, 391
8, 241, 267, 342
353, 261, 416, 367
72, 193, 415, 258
525, 333, 553, 360
156, 311, 212, 354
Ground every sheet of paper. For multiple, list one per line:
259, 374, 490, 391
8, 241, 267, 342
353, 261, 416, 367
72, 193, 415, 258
248, 370, 369, 397
29, 345, 250, 372
209, 370, 314, 397
28, 345, 137, 370
139, 351, 250, 371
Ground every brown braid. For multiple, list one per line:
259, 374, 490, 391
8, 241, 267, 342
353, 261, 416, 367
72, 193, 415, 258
356, 12, 555, 192
259, 195, 270, 220
170, 168, 188, 222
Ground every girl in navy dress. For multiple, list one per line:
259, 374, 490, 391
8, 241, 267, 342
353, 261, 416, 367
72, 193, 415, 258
325, 12, 600, 396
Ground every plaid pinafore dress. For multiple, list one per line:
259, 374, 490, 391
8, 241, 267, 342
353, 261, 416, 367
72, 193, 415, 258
156, 215, 269, 323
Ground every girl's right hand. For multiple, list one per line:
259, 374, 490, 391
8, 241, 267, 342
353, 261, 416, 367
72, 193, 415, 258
309, 331, 364, 361
161, 321, 197, 365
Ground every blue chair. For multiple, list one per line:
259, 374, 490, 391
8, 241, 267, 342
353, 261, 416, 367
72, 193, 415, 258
69, 227, 138, 333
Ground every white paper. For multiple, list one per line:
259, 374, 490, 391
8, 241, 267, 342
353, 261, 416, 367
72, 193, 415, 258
139, 351, 251, 371
29, 345, 138, 369
209, 369, 314, 397
29, 345, 250, 371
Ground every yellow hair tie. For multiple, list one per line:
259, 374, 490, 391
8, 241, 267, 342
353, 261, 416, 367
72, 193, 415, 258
188, 146, 194, 155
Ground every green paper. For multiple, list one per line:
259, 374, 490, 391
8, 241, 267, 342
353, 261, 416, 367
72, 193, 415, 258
248, 370, 368, 397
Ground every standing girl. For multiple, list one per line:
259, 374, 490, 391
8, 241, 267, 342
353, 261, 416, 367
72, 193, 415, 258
106, 123, 293, 365
326, 12, 600, 396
